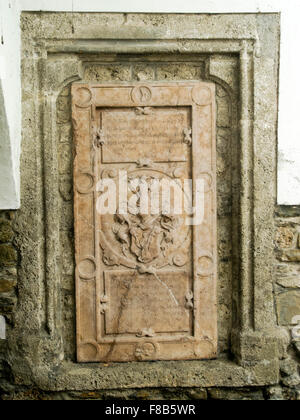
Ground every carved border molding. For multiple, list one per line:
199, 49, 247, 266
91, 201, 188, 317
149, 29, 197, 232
12, 13, 280, 389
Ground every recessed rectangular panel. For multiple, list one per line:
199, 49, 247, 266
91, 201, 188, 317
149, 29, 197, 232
72, 82, 217, 362
101, 107, 189, 163
104, 271, 191, 335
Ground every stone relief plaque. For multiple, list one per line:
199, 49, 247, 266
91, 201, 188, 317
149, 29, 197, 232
72, 82, 217, 362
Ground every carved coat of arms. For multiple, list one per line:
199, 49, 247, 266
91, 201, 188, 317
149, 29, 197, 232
113, 213, 178, 264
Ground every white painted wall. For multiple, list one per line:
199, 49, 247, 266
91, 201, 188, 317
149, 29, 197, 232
20, 0, 282, 13
0, 0, 299, 207
0, 0, 21, 209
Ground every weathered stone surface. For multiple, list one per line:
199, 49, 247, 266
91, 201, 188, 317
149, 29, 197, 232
277, 249, 300, 262
276, 291, 300, 325
294, 341, 300, 357
208, 388, 264, 401
282, 373, 300, 387
0, 222, 13, 244
275, 227, 295, 249
85, 65, 132, 82
156, 64, 203, 80
132, 65, 155, 82
276, 263, 300, 286
59, 124, 72, 144
0, 278, 16, 294
280, 358, 298, 376
0, 245, 17, 267
72, 81, 217, 362
0, 294, 17, 315
268, 386, 285, 400
276, 206, 300, 218
277, 277, 300, 289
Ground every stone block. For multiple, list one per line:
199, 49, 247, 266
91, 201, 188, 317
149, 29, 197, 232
268, 386, 285, 400
277, 249, 300, 262
275, 227, 295, 249
0, 278, 16, 293
277, 277, 300, 289
208, 388, 264, 400
0, 294, 17, 314
0, 221, 13, 244
280, 358, 298, 376
282, 373, 300, 387
276, 291, 300, 325
0, 244, 17, 267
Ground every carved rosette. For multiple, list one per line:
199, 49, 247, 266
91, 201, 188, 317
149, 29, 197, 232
135, 342, 159, 361
131, 85, 152, 104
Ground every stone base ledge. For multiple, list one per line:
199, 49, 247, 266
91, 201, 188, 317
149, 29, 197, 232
21, 359, 279, 391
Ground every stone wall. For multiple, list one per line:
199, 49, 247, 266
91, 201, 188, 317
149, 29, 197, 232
0, 12, 299, 400
0, 211, 18, 394
0, 205, 299, 399
274, 207, 300, 394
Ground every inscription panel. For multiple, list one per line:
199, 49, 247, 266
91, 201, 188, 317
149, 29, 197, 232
72, 82, 217, 362
101, 108, 189, 163
104, 271, 190, 336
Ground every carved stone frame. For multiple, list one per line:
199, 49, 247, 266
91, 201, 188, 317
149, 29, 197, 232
11, 13, 280, 390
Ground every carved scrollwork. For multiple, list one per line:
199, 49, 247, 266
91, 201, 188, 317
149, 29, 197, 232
136, 328, 155, 338
100, 294, 109, 314
93, 127, 105, 148
173, 167, 185, 179
101, 245, 120, 267
185, 291, 194, 309
102, 168, 117, 179
183, 128, 192, 146
135, 107, 154, 116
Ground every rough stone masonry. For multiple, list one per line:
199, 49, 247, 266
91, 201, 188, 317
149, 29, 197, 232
0, 12, 299, 400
